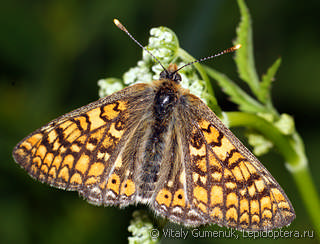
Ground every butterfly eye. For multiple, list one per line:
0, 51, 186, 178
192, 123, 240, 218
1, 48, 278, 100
172, 73, 181, 82
159, 70, 169, 80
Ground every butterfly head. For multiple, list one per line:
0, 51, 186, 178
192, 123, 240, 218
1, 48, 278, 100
159, 64, 182, 83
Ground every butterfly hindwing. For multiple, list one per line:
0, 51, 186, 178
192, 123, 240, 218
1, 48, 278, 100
184, 94, 295, 230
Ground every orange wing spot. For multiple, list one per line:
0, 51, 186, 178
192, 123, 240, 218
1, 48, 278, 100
226, 192, 238, 208
20, 141, 32, 151
238, 161, 251, 181
226, 207, 238, 222
48, 167, 57, 178
232, 166, 244, 181
239, 188, 247, 196
65, 126, 81, 143
31, 147, 36, 155
70, 173, 83, 184
208, 150, 221, 169
87, 108, 105, 130
244, 161, 257, 174
212, 136, 235, 161
201, 121, 220, 145
172, 189, 186, 207
36, 145, 47, 159
270, 188, 286, 202
86, 143, 96, 151
75, 154, 90, 174
109, 123, 124, 138
278, 201, 290, 210
194, 155, 207, 173
43, 153, 54, 166
63, 122, 77, 136
90, 127, 106, 143
88, 162, 105, 177
248, 184, 256, 197
250, 200, 260, 215
255, 179, 265, 192
101, 103, 124, 120
189, 143, 206, 157
194, 186, 208, 204
210, 206, 223, 219
62, 154, 74, 168
107, 173, 120, 194
47, 129, 58, 144
52, 155, 62, 169
228, 151, 244, 167
211, 172, 222, 182
117, 100, 127, 111
197, 202, 208, 213
251, 215, 260, 225
223, 168, 233, 180
74, 116, 88, 131
262, 209, 272, 219
240, 199, 249, 213
210, 185, 223, 206
239, 212, 249, 224
97, 151, 111, 162
260, 196, 272, 211
85, 177, 98, 185
58, 145, 67, 154
120, 179, 135, 197
156, 189, 172, 207
75, 134, 87, 144
27, 133, 42, 146
58, 166, 69, 182
40, 164, 48, 174
70, 144, 81, 153
225, 182, 237, 190
59, 120, 72, 130
99, 181, 106, 190
52, 140, 60, 151
101, 134, 114, 149
33, 156, 42, 167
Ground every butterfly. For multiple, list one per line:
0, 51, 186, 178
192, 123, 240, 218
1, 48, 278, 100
13, 19, 295, 231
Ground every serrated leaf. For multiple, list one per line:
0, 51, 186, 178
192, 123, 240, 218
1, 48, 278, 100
204, 66, 267, 113
234, 0, 261, 100
260, 57, 282, 103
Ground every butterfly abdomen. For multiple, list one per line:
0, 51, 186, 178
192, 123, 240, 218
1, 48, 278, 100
137, 80, 180, 199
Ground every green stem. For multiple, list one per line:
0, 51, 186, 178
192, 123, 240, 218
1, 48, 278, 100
226, 111, 320, 238
177, 48, 222, 116
292, 167, 320, 238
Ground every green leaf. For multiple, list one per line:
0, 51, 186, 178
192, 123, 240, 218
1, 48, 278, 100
234, 0, 260, 99
204, 66, 267, 113
260, 57, 282, 104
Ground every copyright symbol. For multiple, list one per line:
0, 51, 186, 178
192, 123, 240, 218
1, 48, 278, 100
150, 229, 159, 239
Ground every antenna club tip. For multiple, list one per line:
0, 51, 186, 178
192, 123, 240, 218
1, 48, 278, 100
234, 44, 242, 50
113, 19, 120, 26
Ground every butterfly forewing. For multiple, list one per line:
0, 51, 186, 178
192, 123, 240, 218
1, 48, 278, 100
13, 83, 153, 205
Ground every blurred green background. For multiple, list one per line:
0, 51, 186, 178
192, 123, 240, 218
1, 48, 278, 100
1, 0, 319, 243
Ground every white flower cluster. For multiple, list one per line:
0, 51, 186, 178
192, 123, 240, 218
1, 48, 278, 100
127, 210, 158, 244
98, 26, 208, 104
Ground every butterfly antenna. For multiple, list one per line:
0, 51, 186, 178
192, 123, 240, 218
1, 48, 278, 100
113, 19, 167, 71
175, 44, 242, 73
